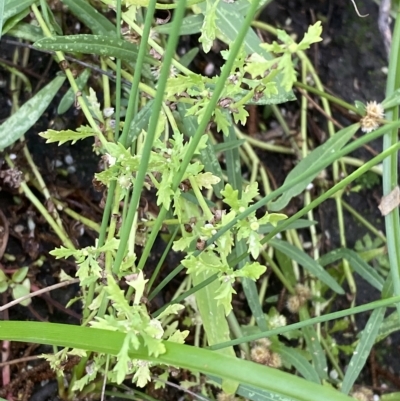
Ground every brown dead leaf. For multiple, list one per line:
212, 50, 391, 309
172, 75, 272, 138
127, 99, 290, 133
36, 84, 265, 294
378, 186, 400, 216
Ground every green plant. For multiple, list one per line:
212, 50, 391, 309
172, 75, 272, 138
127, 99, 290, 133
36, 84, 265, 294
0, 267, 31, 306
1, 0, 400, 400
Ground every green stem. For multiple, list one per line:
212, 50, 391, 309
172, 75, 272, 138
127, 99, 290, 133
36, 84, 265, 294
383, 0, 400, 316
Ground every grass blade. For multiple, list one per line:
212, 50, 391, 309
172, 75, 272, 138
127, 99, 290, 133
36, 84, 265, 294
33, 35, 154, 65
341, 307, 386, 394
319, 249, 385, 292
274, 343, 320, 384
0, 321, 356, 401
269, 124, 359, 211
57, 68, 91, 114
299, 308, 328, 380
269, 239, 344, 294
3, 0, 35, 26
60, 0, 116, 35
0, 75, 65, 151
153, 14, 203, 35
210, 375, 302, 401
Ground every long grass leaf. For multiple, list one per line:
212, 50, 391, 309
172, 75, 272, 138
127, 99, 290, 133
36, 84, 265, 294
33, 35, 154, 64
299, 308, 328, 380
3, 0, 35, 26
269, 124, 359, 211
269, 239, 344, 294
210, 375, 301, 401
0, 321, 356, 401
319, 248, 385, 292
58, 68, 91, 114
153, 14, 203, 35
0, 0, 5, 39
341, 308, 385, 394
0, 75, 65, 151
273, 343, 320, 384
60, 0, 115, 35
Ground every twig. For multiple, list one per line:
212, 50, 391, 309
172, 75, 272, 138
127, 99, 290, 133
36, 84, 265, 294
0, 279, 79, 312
350, 0, 369, 17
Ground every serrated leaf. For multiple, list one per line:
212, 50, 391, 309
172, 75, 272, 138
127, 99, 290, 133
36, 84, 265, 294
269, 123, 359, 212
199, 0, 219, 53
177, 103, 224, 197
341, 308, 385, 394
269, 239, 344, 294
297, 22, 323, 51
39, 126, 96, 146
0, 75, 65, 151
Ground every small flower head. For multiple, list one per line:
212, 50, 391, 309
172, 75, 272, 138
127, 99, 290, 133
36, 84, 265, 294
360, 101, 385, 133
351, 387, 374, 401
286, 294, 302, 313
295, 283, 311, 302
251, 345, 272, 365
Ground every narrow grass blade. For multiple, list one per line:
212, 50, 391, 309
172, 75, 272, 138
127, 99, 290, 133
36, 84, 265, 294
269, 124, 359, 211
210, 375, 302, 401
213, 139, 245, 152
269, 239, 344, 294
6, 21, 43, 41
126, 100, 154, 145
0, 75, 65, 151
259, 219, 317, 234
376, 310, 400, 342
0, 0, 5, 39
33, 35, 154, 65
0, 321, 356, 401
58, 68, 91, 114
319, 248, 385, 292
153, 14, 203, 35
3, 0, 35, 26
60, 0, 116, 35
341, 308, 385, 394
273, 343, 320, 384
299, 308, 328, 381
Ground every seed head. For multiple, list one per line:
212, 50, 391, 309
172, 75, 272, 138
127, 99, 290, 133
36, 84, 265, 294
360, 101, 384, 133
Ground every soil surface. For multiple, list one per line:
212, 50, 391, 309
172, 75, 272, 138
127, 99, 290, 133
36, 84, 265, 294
1, 0, 399, 399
